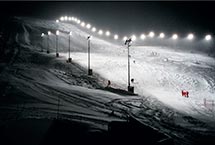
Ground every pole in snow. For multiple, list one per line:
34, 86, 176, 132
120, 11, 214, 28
41, 33, 45, 52
56, 30, 59, 57
87, 35, 93, 75
124, 38, 134, 93
47, 31, 51, 54
68, 32, 72, 62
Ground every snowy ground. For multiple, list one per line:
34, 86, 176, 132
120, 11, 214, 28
0, 17, 215, 145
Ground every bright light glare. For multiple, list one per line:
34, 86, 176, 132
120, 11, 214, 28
77, 19, 81, 24
205, 35, 212, 41
56, 20, 59, 23
114, 34, 118, 40
86, 24, 91, 29
68, 17, 72, 21
149, 32, 155, 38
123, 36, 128, 41
140, 34, 146, 40
56, 30, 59, 35
98, 30, 103, 35
60, 17, 64, 21
159, 33, 165, 38
41, 33, 45, 37
106, 31, 110, 36
64, 16, 68, 21
92, 27, 96, 32
131, 35, 136, 41
69, 31, 72, 36
81, 22, 85, 27
172, 34, 178, 40
48, 31, 51, 35
187, 33, 194, 40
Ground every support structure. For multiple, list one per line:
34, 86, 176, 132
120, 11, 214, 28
125, 38, 134, 93
68, 32, 72, 62
87, 36, 93, 75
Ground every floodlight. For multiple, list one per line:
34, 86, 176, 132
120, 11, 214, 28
187, 33, 194, 40
56, 30, 59, 35
56, 20, 59, 23
81, 22, 85, 27
64, 16, 68, 21
123, 36, 128, 41
48, 31, 51, 35
68, 17, 72, 21
92, 27, 96, 32
205, 35, 212, 41
159, 33, 165, 38
131, 35, 136, 41
86, 24, 91, 29
172, 34, 178, 40
77, 19, 81, 24
114, 34, 118, 40
149, 32, 155, 38
69, 31, 72, 35
60, 17, 64, 21
98, 30, 103, 35
106, 31, 110, 36
140, 34, 146, 40
41, 33, 45, 37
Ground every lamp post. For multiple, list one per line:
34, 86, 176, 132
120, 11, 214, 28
124, 38, 134, 93
47, 31, 51, 54
41, 33, 45, 52
56, 30, 59, 57
87, 35, 93, 75
68, 31, 72, 62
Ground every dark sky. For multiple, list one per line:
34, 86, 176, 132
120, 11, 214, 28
0, 1, 215, 37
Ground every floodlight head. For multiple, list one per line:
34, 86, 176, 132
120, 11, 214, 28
140, 34, 146, 40
205, 35, 212, 41
56, 30, 59, 35
149, 32, 155, 38
48, 31, 51, 35
98, 30, 103, 35
125, 38, 132, 45
68, 17, 72, 21
87, 35, 91, 40
41, 33, 45, 37
187, 33, 194, 40
123, 36, 128, 41
114, 34, 118, 40
106, 31, 110, 36
69, 31, 72, 36
81, 22, 85, 27
86, 24, 91, 29
172, 34, 178, 40
77, 19, 81, 24
60, 17, 64, 21
64, 16, 68, 21
56, 20, 59, 23
159, 33, 165, 38
92, 27, 96, 32
131, 35, 136, 41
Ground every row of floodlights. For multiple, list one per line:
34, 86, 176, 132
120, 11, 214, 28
42, 29, 212, 42
56, 16, 213, 42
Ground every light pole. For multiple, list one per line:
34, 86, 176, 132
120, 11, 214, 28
56, 30, 59, 57
68, 31, 72, 62
41, 33, 45, 52
87, 35, 93, 75
124, 38, 134, 93
47, 31, 51, 54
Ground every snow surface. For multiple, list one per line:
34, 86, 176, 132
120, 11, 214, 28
1, 17, 215, 145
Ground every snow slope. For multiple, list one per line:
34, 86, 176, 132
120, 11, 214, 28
0, 17, 215, 145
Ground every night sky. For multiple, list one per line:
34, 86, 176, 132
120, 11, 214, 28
0, 1, 215, 37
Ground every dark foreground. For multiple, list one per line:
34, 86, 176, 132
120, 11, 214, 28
0, 117, 174, 145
